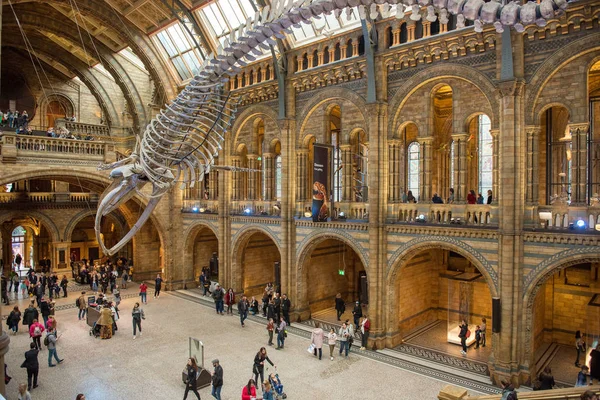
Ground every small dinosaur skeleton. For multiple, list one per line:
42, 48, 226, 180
95, 0, 570, 256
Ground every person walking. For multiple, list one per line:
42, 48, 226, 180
77, 292, 87, 321
338, 322, 350, 358
22, 301, 38, 332
267, 318, 275, 346
132, 302, 145, 339
276, 316, 287, 350
590, 344, 600, 384
60, 275, 68, 298
121, 270, 128, 289
458, 320, 468, 356
22, 343, 39, 390
183, 357, 201, 400
311, 324, 324, 360
480, 317, 487, 347
327, 328, 337, 360
238, 295, 249, 327
211, 359, 223, 400
29, 319, 44, 350
46, 328, 63, 367
281, 294, 291, 326
211, 284, 225, 315
39, 297, 50, 326
139, 282, 148, 304
360, 315, 370, 350
7, 306, 21, 335
335, 293, 345, 321
253, 347, 274, 385
154, 274, 162, 299
225, 288, 235, 315
352, 301, 362, 329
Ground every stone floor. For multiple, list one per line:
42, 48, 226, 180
0, 287, 455, 400
546, 344, 582, 386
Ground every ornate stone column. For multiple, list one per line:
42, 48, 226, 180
263, 153, 275, 200
230, 156, 241, 200
491, 129, 500, 205
340, 144, 352, 201
247, 154, 258, 200
388, 139, 402, 202
208, 158, 219, 200
570, 123, 590, 205
451, 133, 468, 203
296, 150, 308, 201
418, 137, 433, 202
525, 126, 540, 205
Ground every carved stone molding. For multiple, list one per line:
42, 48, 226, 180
290, 60, 366, 94
523, 232, 600, 246
295, 220, 368, 231
385, 225, 499, 240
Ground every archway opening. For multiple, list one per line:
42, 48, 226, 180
303, 239, 366, 322
589, 60, 600, 203
530, 261, 600, 386
47, 100, 67, 128
70, 214, 128, 265
432, 85, 453, 199
1, 220, 53, 273
539, 105, 571, 206
240, 232, 281, 298
189, 226, 218, 282
393, 248, 492, 363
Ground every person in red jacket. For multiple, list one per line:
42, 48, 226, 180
360, 315, 371, 350
241, 379, 258, 400
29, 319, 45, 350
139, 282, 148, 304
467, 190, 477, 204
225, 288, 235, 315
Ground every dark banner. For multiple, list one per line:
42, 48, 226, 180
312, 145, 330, 222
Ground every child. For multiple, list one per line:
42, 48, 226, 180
21, 278, 28, 298
474, 325, 482, 349
576, 365, 590, 387
267, 318, 275, 346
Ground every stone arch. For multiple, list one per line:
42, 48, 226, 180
388, 63, 499, 135
526, 32, 600, 125
230, 105, 282, 153
63, 209, 127, 244
535, 102, 574, 124
463, 111, 493, 133
0, 210, 61, 242
38, 92, 76, 128
296, 230, 369, 276
521, 247, 600, 370
297, 87, 368, 146
183, 221, 219, 283
387, 236, 498, 297
230, 225, 282, 292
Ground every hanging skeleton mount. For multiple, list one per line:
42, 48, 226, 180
95, 0, 570, 256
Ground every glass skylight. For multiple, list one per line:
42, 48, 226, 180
155, 23, 205, 80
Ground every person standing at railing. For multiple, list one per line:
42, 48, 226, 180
477, 193, 484, 204
486, 190, 493, 204
467, 190, 477, 204
432, 193, 444, 204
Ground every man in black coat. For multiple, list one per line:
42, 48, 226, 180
274, 293, 281, 323
281, 294, 291, 326
22, 343, 39, 390
335, 293, 345, 321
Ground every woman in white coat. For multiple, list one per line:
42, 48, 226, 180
311, 324, 324, 360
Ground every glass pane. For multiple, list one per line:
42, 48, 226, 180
183, 51, 201, 74
291, 25, 308, 41
324, 13, 341, 30
172, 56, 191, 80
219, 0, 244, 28
208, 4, 229, 36
170, 24, 192, 53
157, 32, 177, 57
239, 0, 255, 18
276, 155, 282, 201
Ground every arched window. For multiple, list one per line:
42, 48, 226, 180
407, 142, 420, 201
332, 129, 342, 203
449, 139, 455, 191
478, 115, 493, 195
275, 154, 282, 201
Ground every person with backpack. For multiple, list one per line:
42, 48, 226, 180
39, 297, 50, 325
211, 359, 223, 400
22, 301, 38, 331
77, 291, 87, 320
211, 284, 225, 315
45, 328, 63, 367
29, 319, 44, 350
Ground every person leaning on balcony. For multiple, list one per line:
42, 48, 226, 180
406, 190, 416, 203
486, 190, 493, 204
448, 188, 455, 204
432, 193, 443, 204
477, 193, 484, 204
467, 190, 477, 204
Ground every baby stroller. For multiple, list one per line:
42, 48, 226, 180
89, 321, 101, 338
268, 371, 287, 399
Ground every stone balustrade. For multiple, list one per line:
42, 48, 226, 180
55, 119, 110, 137
530, 205, 600, 231
0, 133, 116, 164
182, 199, 219, 214
0, 192, 98, 204
390, 203, 497, 226
229, 200, 281, 216
438, 384, 600, 400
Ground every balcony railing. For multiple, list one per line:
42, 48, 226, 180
389, 203, 497, 227
532, 205, 600, 231
0, 192, 99, 204
0, 133, 116, 164
55, 119, 110, 137
182, 199, 219, 214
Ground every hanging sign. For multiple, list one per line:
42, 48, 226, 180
312, 144, 330, 222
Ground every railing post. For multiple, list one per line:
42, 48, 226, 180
0, 133, 17, 163
104, 143, 116, 164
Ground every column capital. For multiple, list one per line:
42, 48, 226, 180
569, 122, 590, 133
296, 149, 308, 155
246, 153, 259, 160
417, 136, 434, 144
450, 133, 468, 141
524, 126, 540, 137
489, 128, 500, 138
388, 138, 403, 146
497, 79, 525, 97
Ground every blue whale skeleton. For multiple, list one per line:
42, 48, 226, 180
94, 0, 569, 256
